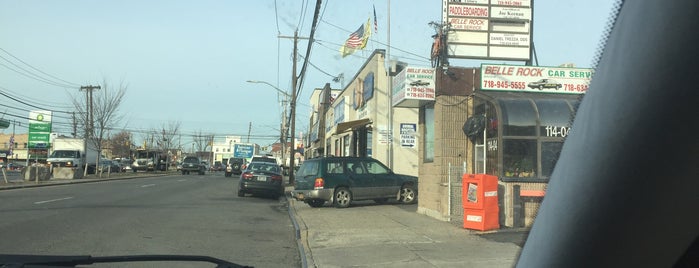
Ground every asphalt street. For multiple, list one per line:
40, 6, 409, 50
0, 173, 299, 267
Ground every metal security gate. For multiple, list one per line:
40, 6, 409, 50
447, 162, 467, 227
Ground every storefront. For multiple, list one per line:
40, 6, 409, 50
416, 64, 591, 227
467, 91, 580, 227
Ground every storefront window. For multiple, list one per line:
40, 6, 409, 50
366, 129, 372, 157
541, 142, 563, 178
503, 139, 537, 178
536, 99, 573, 138
334, 139, 340, 156
326, 138, 331, 157
499, 99, 536, 136
424, 104, 434, 162
343, 135, 350, 156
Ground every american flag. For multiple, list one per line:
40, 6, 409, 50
373, 5, 378, 33
345, 24, 366, 49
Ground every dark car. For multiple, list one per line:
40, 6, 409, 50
237, 162, 283, 198
181, 156, 205, 175
527, 78, 562, 90
292, 156, 418, 208
225, 157, 246, 177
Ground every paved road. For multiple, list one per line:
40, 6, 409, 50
0, 173, 299, 267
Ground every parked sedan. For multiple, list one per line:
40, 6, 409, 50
237, 162, 283, 198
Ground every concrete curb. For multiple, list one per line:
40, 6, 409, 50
286, 196, 310, 268
0, 173, 172, 191
285, 187, 315, 268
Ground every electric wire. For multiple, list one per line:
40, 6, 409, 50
0, 47, 80, 87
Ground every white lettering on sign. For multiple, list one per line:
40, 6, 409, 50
487, 139, 498, 151
484, 191, 497, 197
466, 215, 483, 222
545, 126, 570, 138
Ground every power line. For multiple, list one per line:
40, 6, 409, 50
0, 47, 80, 87
0, 89, 73, 114
0, 61, 76, 89
0, 85, 74, 110
319, 18, 431, 62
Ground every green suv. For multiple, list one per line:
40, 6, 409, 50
292, 156, 418, 208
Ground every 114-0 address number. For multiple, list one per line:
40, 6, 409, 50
545, 126, 570, 137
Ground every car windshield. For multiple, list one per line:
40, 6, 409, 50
1, 1, 634, 267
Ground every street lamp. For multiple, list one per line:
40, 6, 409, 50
246, 80, 296, 183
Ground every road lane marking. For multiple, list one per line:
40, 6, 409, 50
141, 184, 156, 188
34, 196, 74, 204
177, 179, 186, 182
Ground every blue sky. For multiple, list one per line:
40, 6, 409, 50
0, 0, 615, 148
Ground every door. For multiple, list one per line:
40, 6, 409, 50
345, 159, 374, 199
365, 159, 399, 198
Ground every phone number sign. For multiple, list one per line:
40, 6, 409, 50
481, 64, 593, 94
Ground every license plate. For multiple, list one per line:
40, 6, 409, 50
256, 176, 267, 181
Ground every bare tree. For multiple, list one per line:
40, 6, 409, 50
72, 79, 127, 176
192, 130, 214, 156
154, 121, 181, 169
107, 130, 132, 159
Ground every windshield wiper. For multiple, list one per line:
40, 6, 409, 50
0, 254, 252, 268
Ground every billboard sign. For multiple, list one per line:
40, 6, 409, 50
233, 144, 254, 158
28, 110, 52, 149
443, 0, 532, 61
481, 64, 593, 94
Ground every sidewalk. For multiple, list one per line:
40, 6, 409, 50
285, 186, 524, 268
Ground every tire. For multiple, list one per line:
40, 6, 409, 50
237, 190, 245, 197
399, 185, 417, 204
538, 85, 544, 90
373, 198, 389, 204
333, 187, 352, 208
307, 199, 325, 208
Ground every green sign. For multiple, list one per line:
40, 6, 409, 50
28, 110, 52, 149
0, 119, 9, 129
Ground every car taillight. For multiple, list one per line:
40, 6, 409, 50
242, 173, 253, 180
314, 178, 324, 190
270, 175, 282, 181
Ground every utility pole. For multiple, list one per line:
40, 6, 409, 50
79, 85, 101, 138
247, 122, 252, 143
71, 112, 77, 137
289, 30, 299, 185
80, 85, 100, 177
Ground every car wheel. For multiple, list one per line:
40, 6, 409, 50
399, 185, 417, 204
538, 85, 544, 90
237, 190, 245, 197
333, 187, 352, 208
307, 199, 325, 208
373, 198, 389, 204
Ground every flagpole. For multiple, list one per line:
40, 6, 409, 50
386, 0, 393, 169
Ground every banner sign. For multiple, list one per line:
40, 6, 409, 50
481, 64, 593, 94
